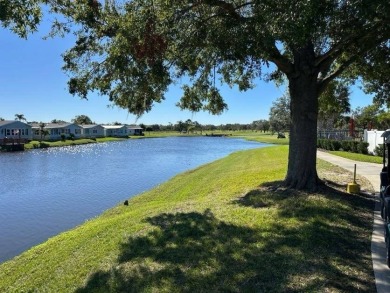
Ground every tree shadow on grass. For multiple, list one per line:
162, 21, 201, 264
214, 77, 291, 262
77, 209, 294, 292
234, 180, 376, 292
76, 183, 376, 292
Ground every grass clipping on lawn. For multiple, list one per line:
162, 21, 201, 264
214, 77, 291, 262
0, 146, 376, 292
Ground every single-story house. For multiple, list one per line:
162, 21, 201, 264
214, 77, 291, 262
0, 120, 33, 142
80, 124, 105, 138
31, 123, 83, 140
127, 125, 144, 136
102, 125, 128, 137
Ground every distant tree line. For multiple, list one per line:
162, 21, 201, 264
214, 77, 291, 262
138, 119, 272, 134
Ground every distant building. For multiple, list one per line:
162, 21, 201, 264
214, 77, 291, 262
30, 123, 83, 140
102, 125, 128, 137
80, 124, 105, 138
0, 120, 32, 141
127, 125, 144, 136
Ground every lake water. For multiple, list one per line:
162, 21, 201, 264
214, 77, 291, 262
0, 136, 267, 263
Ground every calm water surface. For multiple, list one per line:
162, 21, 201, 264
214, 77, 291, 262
0, 137, 267, 263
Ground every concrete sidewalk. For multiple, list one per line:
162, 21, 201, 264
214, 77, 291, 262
317, 151, 390, 293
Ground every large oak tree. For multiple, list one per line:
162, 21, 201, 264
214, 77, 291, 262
8, 0, 390, 190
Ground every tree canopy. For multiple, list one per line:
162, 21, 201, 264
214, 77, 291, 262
71, 114, 93, 125
48, 1, 389, 112
269, 93, 290, 133
318, 80, 351, 130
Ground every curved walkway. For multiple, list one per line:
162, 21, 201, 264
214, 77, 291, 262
317, 151, 389, 293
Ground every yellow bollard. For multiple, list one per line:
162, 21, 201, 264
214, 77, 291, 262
347, 164, 360, 194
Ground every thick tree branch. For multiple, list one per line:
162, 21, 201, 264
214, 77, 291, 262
317, 30, 389, 95
268, 52, 293, 75
317, 56, 358, 95
202, 0, 242, 20
315, 21, 388, 71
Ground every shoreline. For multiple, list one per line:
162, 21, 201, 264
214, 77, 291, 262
0, 145, 375, 292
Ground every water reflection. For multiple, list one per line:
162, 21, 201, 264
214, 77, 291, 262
0, 137, 267, 263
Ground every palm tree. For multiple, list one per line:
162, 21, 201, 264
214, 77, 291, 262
39, 123, 47, 142
14, 114, 26, 122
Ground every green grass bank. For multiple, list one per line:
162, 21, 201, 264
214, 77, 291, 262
0, 146, 375, 292
328, 150, 382, 164
24, 137, 128, 149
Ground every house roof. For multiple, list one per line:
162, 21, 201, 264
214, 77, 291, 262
30, 123, 81, 129
128, 125, 143, 130
0, 120, 31, 127
102, 125, 127, 129
80, 124, 104, 129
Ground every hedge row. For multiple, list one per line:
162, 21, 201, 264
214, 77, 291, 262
317, 139, 369, 154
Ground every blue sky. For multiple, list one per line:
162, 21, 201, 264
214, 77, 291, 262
0, 20, 373, 126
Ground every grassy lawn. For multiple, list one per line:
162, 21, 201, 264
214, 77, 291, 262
329, 151, 382, 164
0, 146, 375, 292
135, 131, 197, 138
139, 130, 289, 145
231, 131, 289, 145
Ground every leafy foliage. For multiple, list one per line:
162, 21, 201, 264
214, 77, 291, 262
71, 114, 93, 125
318, 138, 369, 154
318, 80, 351, 130
352, 103, 384, 129
269, 93, 290, 133
14, 113, 26, 121
46, 0, 389, 116
252, 120, 270, 132
0, 0, 42, 38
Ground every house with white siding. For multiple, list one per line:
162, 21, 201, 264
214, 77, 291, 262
80, 124, 105, 138
102, 125, 128, 137
0, 120, 32, 142
127, 125, 144, 136
31, 123, 83, 140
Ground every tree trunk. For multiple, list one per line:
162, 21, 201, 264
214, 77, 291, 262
284, 44, 320, 191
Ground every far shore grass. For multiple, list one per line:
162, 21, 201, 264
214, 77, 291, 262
24, 137, 128, 149
24, 131, 382, 166
0, 145, 375, 292
141, 130, 290, 145
23, 131, 289, 149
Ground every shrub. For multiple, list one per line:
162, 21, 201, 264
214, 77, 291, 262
357, 142, 369, 154
341, 140, 351, 152
317, 139, 328, 150
61, 134, 66, 141
349, 141, 357, 153
331, 140, 341, 151
317, 139, 367, 154
375, 144, 384, 157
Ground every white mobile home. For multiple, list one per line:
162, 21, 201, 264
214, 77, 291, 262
80, 124, 105, 138
102, 125, 128, 137
31, 123, 83, 140
127, 125, 144, 136
0, 120, 32, 142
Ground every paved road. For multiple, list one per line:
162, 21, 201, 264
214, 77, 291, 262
317, 151, 389, 293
